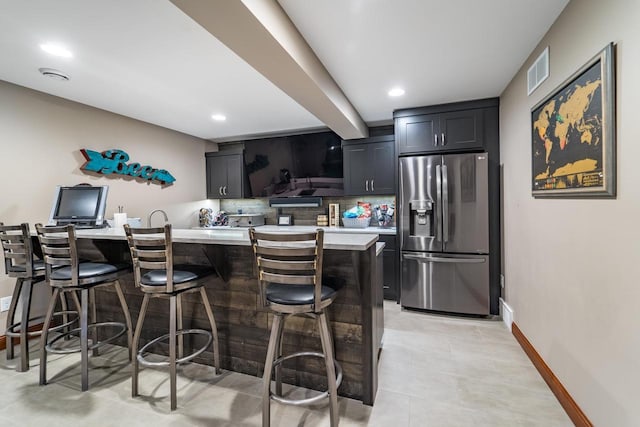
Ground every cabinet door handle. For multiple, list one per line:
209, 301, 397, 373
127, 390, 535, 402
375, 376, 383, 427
219, 186, 222, 196
371, 179, 374, 192
365, 180, 369, 191
434, 134, 438, 146
223, 186, 227, 195
442, 132, 446, 146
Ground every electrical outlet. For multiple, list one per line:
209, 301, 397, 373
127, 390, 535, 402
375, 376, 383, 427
0, 296, 12, 312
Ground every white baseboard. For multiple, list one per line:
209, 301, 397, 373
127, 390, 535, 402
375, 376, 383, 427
499, 297, 514, 332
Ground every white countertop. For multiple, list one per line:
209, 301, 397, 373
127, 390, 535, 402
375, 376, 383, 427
73, 227, 379, 251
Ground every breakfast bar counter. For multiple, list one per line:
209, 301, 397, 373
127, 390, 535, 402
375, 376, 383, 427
71, 227, 384, 405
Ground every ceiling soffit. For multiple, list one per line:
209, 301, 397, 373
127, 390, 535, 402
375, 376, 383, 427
171, 0, 369, 140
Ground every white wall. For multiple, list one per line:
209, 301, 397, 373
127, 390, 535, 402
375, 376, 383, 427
500, 0, 640, 425
0, 81, 219, 333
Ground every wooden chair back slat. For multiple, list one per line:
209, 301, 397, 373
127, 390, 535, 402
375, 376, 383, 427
3, 239, 26, 248
43, 256, 72, 266
5, 252, 27, 261
251, 231, 318, 242
37, 235, 70, 245
260, 271, 315, 285
131, 237, 167, 246
41, 246, 71, 256
257, 258, 316, 271
138, 260, 167, 270
254, 246, 316, 257
132, 248, 167, 260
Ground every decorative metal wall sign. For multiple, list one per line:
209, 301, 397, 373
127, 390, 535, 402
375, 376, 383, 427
80, 149, 176, 185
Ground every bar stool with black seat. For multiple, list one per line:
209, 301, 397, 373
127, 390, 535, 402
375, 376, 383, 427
36, 224, 134, 391
249, 228, 343, 427
0, 223, 77, 372
124, 224, 221, 411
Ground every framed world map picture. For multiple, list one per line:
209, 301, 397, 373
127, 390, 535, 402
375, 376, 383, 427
531, 43, 616, 198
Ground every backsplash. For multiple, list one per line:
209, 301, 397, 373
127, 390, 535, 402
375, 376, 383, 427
220, 196, 396, 226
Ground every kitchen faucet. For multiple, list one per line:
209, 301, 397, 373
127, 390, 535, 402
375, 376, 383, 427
147, 209, 169, 227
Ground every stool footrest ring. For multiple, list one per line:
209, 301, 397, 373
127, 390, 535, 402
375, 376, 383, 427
6, 310, 79, 338
270, 351, 343, 406
137, 329, 213, 368
45, 321, 127, 354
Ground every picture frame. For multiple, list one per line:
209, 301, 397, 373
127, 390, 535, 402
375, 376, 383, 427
277, 214, 292, 226
531, 43, 616, 198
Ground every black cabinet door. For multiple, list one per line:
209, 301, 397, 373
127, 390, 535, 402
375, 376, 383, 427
370, 140, 395, 195
343, 144, 369, 195
343, 135, 396, 196
382, 248, 398, 301
224, 154, 243, 198
207, 156, 227, 198
396, 114, 439, 155
438, 108, 484, 151
378, 235, 399, 301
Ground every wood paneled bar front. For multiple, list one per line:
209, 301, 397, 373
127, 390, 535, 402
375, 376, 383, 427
64, 228, 383, 405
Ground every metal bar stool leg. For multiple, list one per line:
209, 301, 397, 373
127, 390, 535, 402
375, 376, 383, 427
262, 313, 283, 427
113, 281, 134, 361
80, 288, 90, 391
65, 291, 82, 342
39, 288, 60, 385
132, 293, 150, 397
5, 278, 24, 361
274, 314, 286, 397
318, 311, 339, 427
199, 287, 221, 374
18, 280, 34, 372
90, 288, 99, 357
59, 291, 72, 341
169, 294, 178, 411
177, 293, 184, 360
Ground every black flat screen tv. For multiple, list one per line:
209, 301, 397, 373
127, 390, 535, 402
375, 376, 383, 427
243, 131, 343, 198
48, 185, 109, 227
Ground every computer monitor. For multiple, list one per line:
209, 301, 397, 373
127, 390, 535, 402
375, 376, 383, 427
48, 185, 109, 227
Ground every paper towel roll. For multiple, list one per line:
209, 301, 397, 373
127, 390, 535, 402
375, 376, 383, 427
113, 212, 128, 228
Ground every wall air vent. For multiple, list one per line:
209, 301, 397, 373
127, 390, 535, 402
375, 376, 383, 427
38, 67, 70, 81
527, 47, 549, 95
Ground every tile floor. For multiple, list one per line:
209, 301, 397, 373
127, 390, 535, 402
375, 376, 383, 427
0, 302, 572, 426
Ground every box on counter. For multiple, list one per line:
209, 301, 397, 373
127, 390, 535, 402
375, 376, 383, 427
227, 214, 265, 227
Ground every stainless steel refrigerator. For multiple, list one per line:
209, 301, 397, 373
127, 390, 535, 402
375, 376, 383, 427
399, 153, 490, 315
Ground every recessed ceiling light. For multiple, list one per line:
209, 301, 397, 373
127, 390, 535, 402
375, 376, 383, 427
40, 43, 73, 58
38, 68, 70, 81
211, 114, 226, 121
388, 87, 405, 97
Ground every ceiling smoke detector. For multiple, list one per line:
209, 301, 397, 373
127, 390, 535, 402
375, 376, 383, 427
38, 68, 70, 81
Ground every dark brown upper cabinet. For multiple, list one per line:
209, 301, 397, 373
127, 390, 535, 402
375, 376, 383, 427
206, 149, 246, 199
342, 135, 396, 196
394, 100, 496, 155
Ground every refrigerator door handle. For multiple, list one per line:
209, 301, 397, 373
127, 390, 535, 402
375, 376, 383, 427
402, 253, 486, 264
442, 164, 449, 243
435, 164, 442, 242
